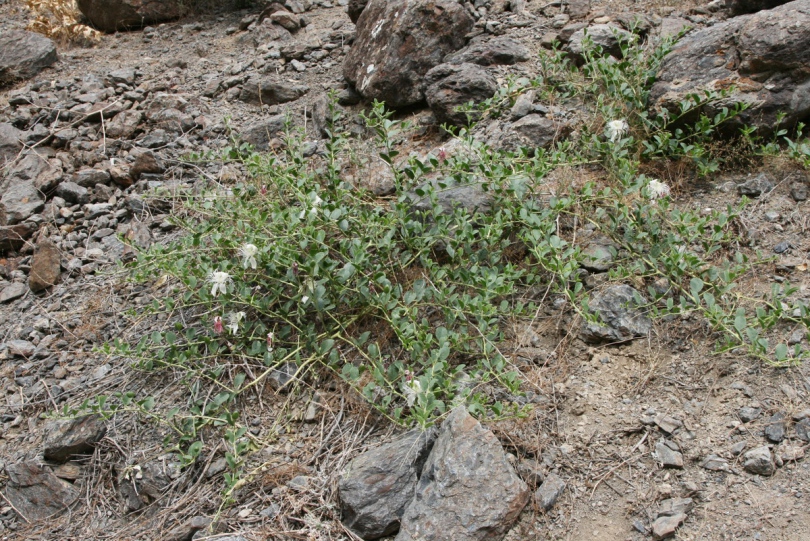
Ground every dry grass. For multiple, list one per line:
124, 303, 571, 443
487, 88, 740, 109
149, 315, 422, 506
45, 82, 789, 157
24, 0, 101, 45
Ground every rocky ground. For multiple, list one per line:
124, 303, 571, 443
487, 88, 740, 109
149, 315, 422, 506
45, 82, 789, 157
1, 0, 810, 540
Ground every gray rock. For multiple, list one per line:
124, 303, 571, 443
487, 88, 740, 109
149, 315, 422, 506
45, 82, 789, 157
130, 150, 164, 180
0, 122, 22, 162
444, 36, 531, 66
7, 339, 36, 357
790, 183, 808, 201
565, 24, 634, 65
651, 513, 687, 540
581, 284, 652, 343
56, 181, 90, 205
655, 441, 684, 469
737, 173, 774, 196
423, 63, 498, 127
743, 445, 775, 476
0, 30, 58, 86
738, 406, 762, 423
0, 282, 27, 303
658, 497, 693, 517
344, 0, 474, 108
407, 180, 495, 218
77, 0, 181, 32
106, 110, 143, 139
650, 1, 810, 136
581, 239, 615, 272
700, 454, 730, 471
340, 429, 436, 540
4, 153, 64, 193
0, 181, 44, 225
764, 412, 786, 442
269, 362, 299, 391
516, 459, 544, 489
106, 67, 137, 85
239, 78, 309, 105
242, 115, 287, 150
43, 415, 108, 462
395, 406, 529, 541
73, 168, 112, 188
795, 417, 810, 441
535, 473, 566, 511
348, 0, 369, 23
4, 463, 79, 521
487, 114, 572, 152
29, 240, 61, 292
510, 90, 535, 120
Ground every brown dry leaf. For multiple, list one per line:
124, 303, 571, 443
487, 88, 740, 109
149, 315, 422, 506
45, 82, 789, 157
25, 0, 101, 45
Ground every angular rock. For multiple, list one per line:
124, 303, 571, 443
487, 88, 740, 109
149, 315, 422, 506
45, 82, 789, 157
565, 24, 634, 65
700, 454, 730, 471
655, 441, 684, 469
77, 0, 181, 32
581, 284, 652, 343
535, 473, 566, 512
340, 429, 436, 540
0, 30, 58, 86
0, 222, 35, 252
242, 115, 287, 150
395, 407, 529, 541
510, 90, 535, 120
0, 181, 44, 225
444, 36, 531, 66
650, 1, 810, 136
29, 240, 62, 292
737, 173, 774, 197
43, 415, 108, 462
407, 180, 495, 218
106, 110, 143, 139
4, 462, 79, 521
0, 122, 22, 162
795, 417, 810, 441
738, 406, 762, 423
424, 63, 498, 126
56, 181, 90, 205
6, 339, 36, 357
130, 150, 164, 180
743, 445, 775, 476
4, 153, 64, 193
486, 114, 572, 152
652, 512, 687, 540
0, 282, 27, 303
581, 239, 615, 272
344, 0, 474, 108
658, 497, 693, 517
239, 78, 309, 105
73, 168, 112, 188
764, 412, 786, 442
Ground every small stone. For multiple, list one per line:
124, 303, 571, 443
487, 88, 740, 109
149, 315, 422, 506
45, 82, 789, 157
55, 181, 90, 205
655, 441, 684, 468
7, 339, 36, 357
29, 240, 61, 292
738, 406, 761, 423
654, 414, 683, 435
516, 459, 545, 488
773, 241, 792, 254
535, 472, 566, 511
730, 441, 747, 456
737, 173, 774, 197
0, 282, 27, 303
743, 446, 775, 476
700, 454, 730, 471
780, 445, 805, 462
794, 418, 810, 441
652, 512, 687, 540
268, 362, 298, 391
764, 412, 786, 443
790, 183, 808, 202
658, 497, 693, 517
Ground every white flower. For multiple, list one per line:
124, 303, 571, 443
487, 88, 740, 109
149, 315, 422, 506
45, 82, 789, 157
298, 193, 323, 219
208, 271, 231, 296
226, 311, 245, 335
647, 178, 671, 199
239, 243, 258, 269
606, 119, 629, 143
301, 295, 310, 304
403, 378, 422, 408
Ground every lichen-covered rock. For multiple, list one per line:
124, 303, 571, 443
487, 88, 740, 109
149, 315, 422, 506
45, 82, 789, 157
344, 0, 474, 107
340, 429, 436, 540
395, 406, 529, 541
581, 284, 652, 343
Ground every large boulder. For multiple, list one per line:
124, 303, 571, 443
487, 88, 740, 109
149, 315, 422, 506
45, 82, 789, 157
344, 0, 474, 108
650, 0, 810, 136
76, 0, 181, 33
340, 429, 436, 540
424, 63, 498, 126
0, 30, 58, 86
395, 407, 530, 541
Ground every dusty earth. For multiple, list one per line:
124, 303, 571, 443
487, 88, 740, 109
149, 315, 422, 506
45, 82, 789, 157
1, 0, 810, 540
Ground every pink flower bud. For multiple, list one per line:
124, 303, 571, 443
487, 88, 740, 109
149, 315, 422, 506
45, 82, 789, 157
266, 332, 274, 350
213, 316, 223, 334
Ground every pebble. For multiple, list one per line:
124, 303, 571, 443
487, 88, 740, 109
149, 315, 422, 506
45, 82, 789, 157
535, 472, 566, 511
743, 446, 775, 476
764, 412, 786, 443
655, 440, 684, 469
